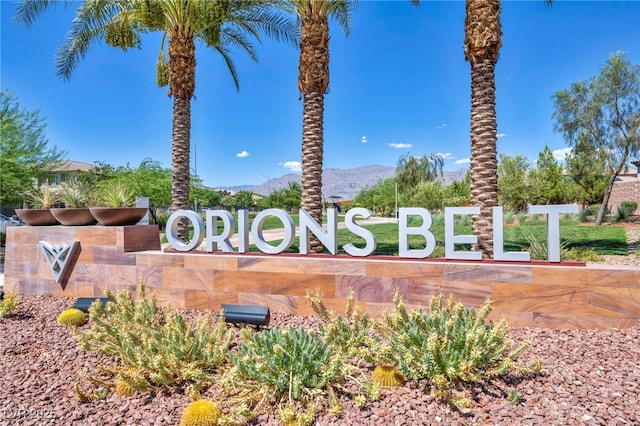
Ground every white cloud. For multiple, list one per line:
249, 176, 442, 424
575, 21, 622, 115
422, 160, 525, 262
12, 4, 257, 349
236, 150, 249, 158
455, 157, 470, 165
553, 147, 572, 161
361, 136, 368, 144
281, 161, 302, 172
436, 123, 447, 129
435, 152, 453, 159
388, 142, 412, 149
497, 133, 506, 138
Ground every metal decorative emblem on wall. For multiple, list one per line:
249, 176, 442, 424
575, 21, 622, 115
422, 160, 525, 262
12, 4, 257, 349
39, 240, 81, 289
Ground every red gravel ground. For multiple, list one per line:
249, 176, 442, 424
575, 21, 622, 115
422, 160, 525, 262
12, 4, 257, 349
1, 294, 638, 425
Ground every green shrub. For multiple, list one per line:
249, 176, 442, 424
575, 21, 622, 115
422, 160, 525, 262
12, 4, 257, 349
57, 308, 88, 327
561, 247, 602, 262
429, 244, 446, 258
75, 283, 233, 390
154, 211, 170, 230
504, 210, 516, 225
521, 231, 568, 261
0, 292, 20, 319
616, 201, 638, 222
231, 326, 338, 400
374, 293, 540, 402
577, 209, 589, 223
226, 325, 342, 424
306, 289, 381, 362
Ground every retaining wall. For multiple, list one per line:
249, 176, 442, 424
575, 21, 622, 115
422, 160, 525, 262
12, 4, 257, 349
4, 226, 639, 329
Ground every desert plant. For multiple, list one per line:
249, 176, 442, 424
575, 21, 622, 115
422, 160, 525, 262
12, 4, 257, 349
306, 289, 382, 362
232, 326, 337, 400
27, 186, 60, 208
75, 282, 233, 390
372, 365, 405, 388
114, 379, 135, 397
179, 400, 222, 426
96, 184, 135, 207
59, 183, 89, 208
521, 231, 569, 261
57, 308, 88, 327
507, 389, 523, 404
577, 209, 589, 223
504, 210, 516, 225
375, 293, 541, 402
153, 210, 170, 230
616, 201, 638, 222
524, 235, 548, 261
225, 324, 366, 424
0, 292, 20, 319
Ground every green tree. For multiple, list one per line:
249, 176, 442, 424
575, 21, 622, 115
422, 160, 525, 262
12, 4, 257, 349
16, 0, 297, 238
93, 159, 173, 207
395, 153, 444, 198
282, 181, 302, 210
553, 52, 640, 225
0, 90, 66, 208
352, 185, 375, 211
191, 184, 222, 209
564, 135, 608, 209
234, 190, 255, 209
527, 145, 566, 205
497, 154, 530, 212
290, 0, 355, 252
443, 172, 471, 207
410, 180, 444, 212
352, 179, 396, 214
372, 178, 396, 215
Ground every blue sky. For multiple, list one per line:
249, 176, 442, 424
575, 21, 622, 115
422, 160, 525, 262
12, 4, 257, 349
2, 1, 639, 188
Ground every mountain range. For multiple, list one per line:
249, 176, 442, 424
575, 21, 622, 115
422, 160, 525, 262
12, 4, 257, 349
222, 165, 468, 200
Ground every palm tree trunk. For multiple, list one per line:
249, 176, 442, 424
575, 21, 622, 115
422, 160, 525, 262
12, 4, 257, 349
301, 91, 325, 253
168, 33, 196, 241
171, 95, 191, 212
299, 12, 330, 254
470, 58, 498, 258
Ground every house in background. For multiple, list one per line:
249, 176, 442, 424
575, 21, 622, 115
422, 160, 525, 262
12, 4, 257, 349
37, 160, 94, 190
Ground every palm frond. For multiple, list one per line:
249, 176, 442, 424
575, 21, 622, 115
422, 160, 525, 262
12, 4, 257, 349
219, 27, 258, 62
233, 7, 299, 47
213, 45, 240, 91
55, 0, 129, 79
14, 0, 64, 26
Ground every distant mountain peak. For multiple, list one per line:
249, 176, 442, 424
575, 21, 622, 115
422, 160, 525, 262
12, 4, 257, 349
221, 165, 467, 200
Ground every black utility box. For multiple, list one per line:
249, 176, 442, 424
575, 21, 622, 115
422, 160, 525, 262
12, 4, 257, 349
221, 304, 270, 327
73, 297, 109, 313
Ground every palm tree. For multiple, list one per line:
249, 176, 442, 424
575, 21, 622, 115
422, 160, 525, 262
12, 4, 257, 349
16, 0, 297, 239
463, 0, 502, 258
464, 0, 551, 258
289, 0, 354, 253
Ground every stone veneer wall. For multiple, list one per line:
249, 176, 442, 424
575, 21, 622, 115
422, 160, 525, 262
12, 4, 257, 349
4, 226, 640, 330
608, 179, 640, 214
